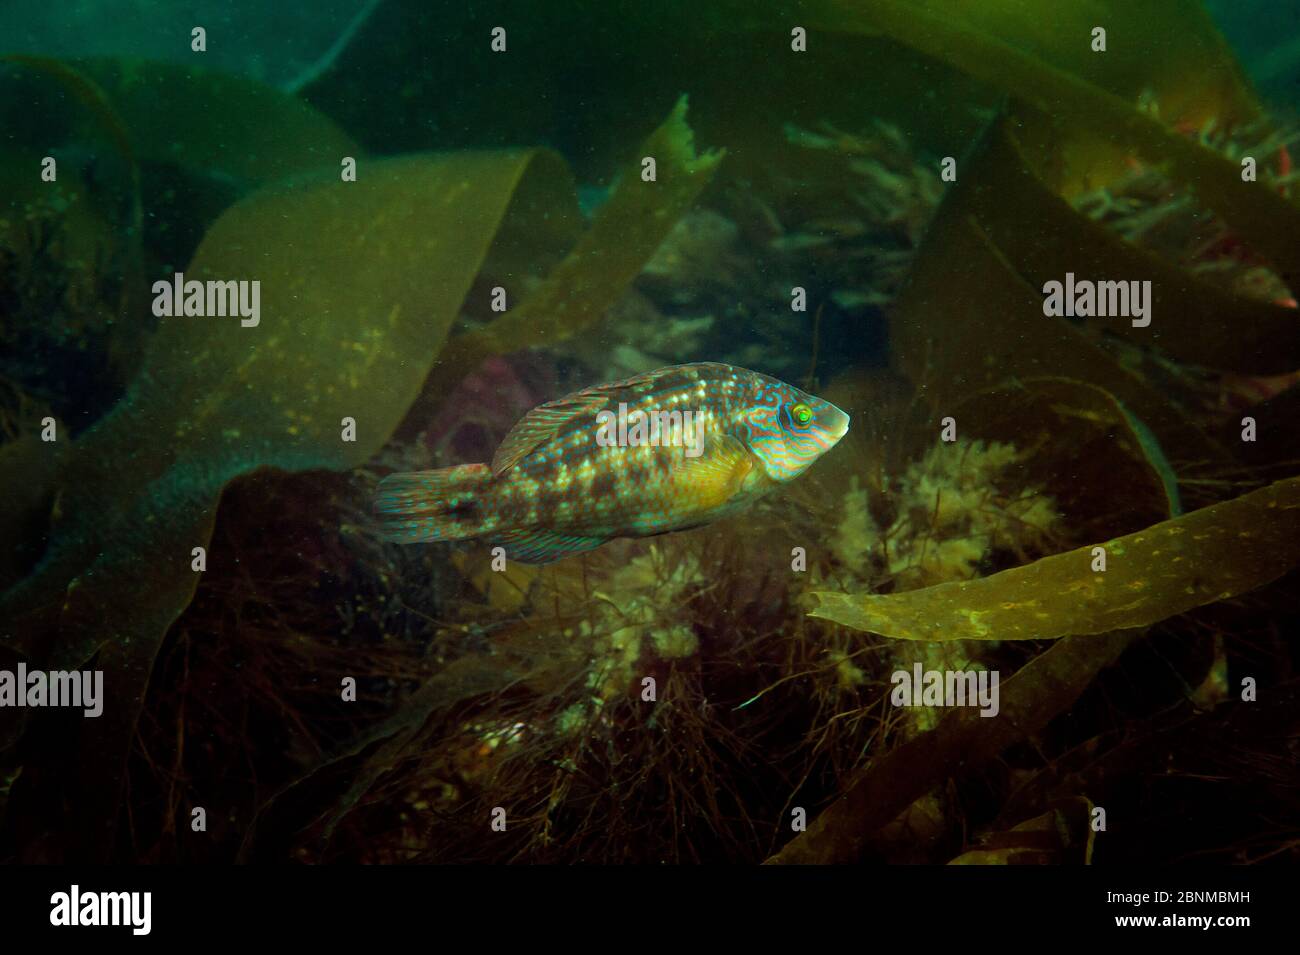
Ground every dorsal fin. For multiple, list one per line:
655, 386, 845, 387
489, 392, 610, 477
489, 364, 712, 477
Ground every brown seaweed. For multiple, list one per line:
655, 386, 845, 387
0, 126, 705, 859
806, 0, 1300, 285
809, 476, 1300, 641
947, 797, 1096, 865
70, 57, 360, 185
767, 630, 1138, 863
0, 91, 723, 858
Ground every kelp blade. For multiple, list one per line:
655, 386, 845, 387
0, 149, 580, 859
809, 477, 1300, 641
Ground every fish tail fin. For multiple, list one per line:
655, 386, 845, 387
374, 463, 494, 543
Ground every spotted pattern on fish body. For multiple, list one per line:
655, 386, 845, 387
375, 362, 850, 563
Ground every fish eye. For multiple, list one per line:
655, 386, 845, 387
791, 403, 813, 426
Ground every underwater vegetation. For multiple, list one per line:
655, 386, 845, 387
0, 1, 1298, 865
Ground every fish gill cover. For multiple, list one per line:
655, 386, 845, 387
0, 0, 1295, 871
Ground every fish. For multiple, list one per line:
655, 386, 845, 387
374, 361, 850, 563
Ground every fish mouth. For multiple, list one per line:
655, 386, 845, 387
826, 404, 851, 443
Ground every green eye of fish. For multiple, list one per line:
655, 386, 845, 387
792, 403, 813, 426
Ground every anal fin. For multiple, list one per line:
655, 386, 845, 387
493, 527, 608, 564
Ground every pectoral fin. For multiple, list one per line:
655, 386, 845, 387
676, 434, 754, 509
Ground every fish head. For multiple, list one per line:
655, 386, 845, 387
740, 376, 850, 482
